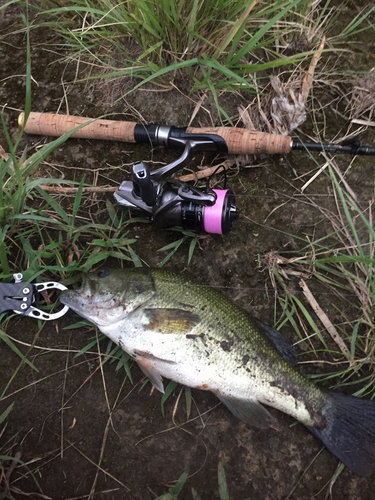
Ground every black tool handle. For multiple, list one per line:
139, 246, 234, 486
0, 282, 34, 314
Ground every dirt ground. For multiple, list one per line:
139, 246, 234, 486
1, 3, 375, 500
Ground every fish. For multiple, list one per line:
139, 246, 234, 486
60, 267, 375, 476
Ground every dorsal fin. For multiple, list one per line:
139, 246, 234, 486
252, 317, 298, 366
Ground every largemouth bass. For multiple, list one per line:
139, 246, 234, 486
60, 267, 375, 476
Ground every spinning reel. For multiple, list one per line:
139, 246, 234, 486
115, 136, 239, 234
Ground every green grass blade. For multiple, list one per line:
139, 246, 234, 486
218, 454, 230, 500
0, 329, 38, 372
0, 113, 24, 197
161, 380, 178, 417
188, 236, 198, 265
191, 488, 203, 500
339, 5, 375, 39
21, 10, 32, 130
106, 199, 120, 227
22, 118, 99, 176
0, 224, 11, 275
74, 336, 101, 358
214, 0, 257, 59
290, 295, 328, 348
0, 402, 14, 424
126, 245, 143, 268
34, 186, 70, 224
169, 471, 189, 496
118, 58, 199, 99
187, 0, 200, 50
229, 0, 303, 64
41, 6, 109, 16
324, 463, 345, 499
0, 0, 19, 10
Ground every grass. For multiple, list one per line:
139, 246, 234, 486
30, 0, 375, 121
157, 229, 199, 267
264, 159, 375, 396
0, 123, 142, 281
154, 454, 247, 500
0, 14, 202, 495
35, 0, 311, 76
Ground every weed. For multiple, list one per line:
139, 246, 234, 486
0, 5, 142, 444
155, 470, 188, 500
0, 404, 13, 425
263, 159, 375, 396
32, 0, 370, 102
0, 9, 143, 280
74, 330, 134, 382
157, 229, 199, 267
154, 454, 250, 500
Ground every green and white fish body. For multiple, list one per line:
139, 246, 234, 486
100, 297, 318, 429
60, 267, 375, 476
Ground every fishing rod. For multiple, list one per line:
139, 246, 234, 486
18, 111, 375, 236
19, 111, 375, 156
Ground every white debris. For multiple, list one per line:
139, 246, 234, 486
270, 75, 306, 135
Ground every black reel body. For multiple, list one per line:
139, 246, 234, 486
114, 139, 238, 234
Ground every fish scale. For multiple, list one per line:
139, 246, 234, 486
60, 267, 375, 477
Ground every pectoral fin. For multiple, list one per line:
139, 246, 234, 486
142, 308, 200, 334
134, 349, 177, 394
217, 394, 278, 429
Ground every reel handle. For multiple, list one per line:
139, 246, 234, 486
132, 162, 157, 206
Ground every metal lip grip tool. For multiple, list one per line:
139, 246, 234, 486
0, 273, 69, 320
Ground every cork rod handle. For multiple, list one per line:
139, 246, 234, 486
18, 112, 138, 143
187, 126, 292, 155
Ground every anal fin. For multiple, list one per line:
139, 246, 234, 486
218, 394, 277, 429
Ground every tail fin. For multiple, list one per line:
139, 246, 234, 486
308, 392, 375, 476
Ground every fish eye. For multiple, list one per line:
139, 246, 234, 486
97, 269, 110, 278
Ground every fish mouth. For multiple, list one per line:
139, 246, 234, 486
60, 275, 115, 311
59, 274, 125, 326
60, 275, 92, 306
59, 289, 89, 310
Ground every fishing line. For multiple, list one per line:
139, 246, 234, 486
66, 276, 365, 300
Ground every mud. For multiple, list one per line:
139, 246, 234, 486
1, 3, 375, 500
